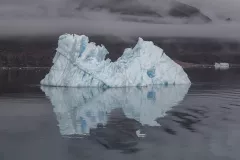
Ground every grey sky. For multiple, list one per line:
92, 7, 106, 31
1, 0, 240, 39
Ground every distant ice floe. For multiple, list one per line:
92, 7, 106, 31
41, 34, 190, 87
214, 63, 230, 70
41, 85, 190, 136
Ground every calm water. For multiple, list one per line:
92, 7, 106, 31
0, 68, 240, 160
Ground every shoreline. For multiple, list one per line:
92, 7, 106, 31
1, 62, 240, 70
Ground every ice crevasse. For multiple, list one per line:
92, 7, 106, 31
41, 34, 191, 87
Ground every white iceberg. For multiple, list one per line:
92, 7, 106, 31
41, 85, 190, 136
40, 34, 191, 87
214, 62, 230, 70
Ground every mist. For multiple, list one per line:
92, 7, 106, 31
1, 0, 240, 39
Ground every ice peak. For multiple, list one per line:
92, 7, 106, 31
138, 37, 144, 43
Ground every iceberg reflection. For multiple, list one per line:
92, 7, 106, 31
41, 85, 190, 136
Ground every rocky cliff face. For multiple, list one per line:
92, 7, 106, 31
168, 1, 212, 23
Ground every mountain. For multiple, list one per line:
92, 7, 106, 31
0, 0, 237, 24
1, 36, 240, 67
75, 0, 227, 24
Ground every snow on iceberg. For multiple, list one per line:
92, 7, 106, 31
41, 85, 190, 136
40, 34, 191, 87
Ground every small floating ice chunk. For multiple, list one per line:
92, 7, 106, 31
214, 63, 230, 70
136, 130, 146, 138
41, 34, 191, 87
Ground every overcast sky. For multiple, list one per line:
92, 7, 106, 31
1, 0, 240, 39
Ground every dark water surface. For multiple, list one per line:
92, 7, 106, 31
0, 68, 240, 160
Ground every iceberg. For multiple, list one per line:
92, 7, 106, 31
214, 62, 230, 70
40, 34, 191, 87
41, 85, 190, 136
